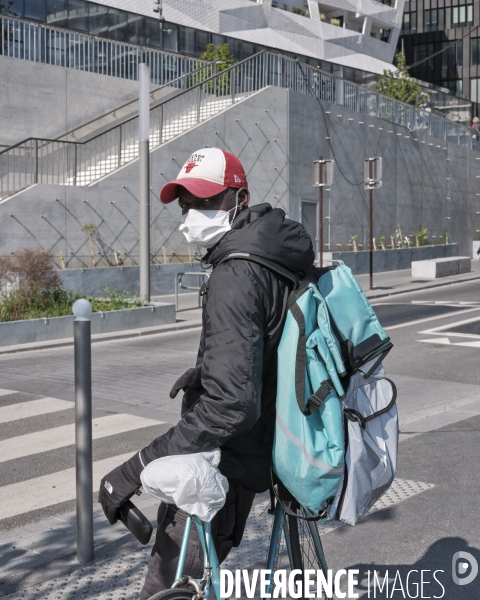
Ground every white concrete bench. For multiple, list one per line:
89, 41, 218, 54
411, 256, 471, 279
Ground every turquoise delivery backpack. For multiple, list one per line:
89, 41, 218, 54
274, 263, 394, 518
217, 253, 394, 519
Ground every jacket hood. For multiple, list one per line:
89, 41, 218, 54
205, 203, 314, 278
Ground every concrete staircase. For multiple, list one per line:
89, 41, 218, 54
69, 95, 244, 187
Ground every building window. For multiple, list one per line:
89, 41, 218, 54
66, 0, 88, 33
126, 12, 145, 46
414, 43, 435, 71
88, 3, 108, 36
24, 0, 46, 21
107, 7, 128, 41
471, 38, 480, 66
470, 77, 480, 102
401, 12, 417, 34
424, 8, 445, 32
441, 41, 463, 69
452, 4, 473, 28
195, 29, 209, 55
442, 80, 463, 95
1, 0, 24, 18
471, 78, 480, 103
46, 0, 67, 27
380, 28, 391, 43
178, 26, 195, 55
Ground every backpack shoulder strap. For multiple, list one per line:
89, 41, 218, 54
216, 252, 299, 289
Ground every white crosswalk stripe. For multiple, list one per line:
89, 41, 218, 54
0, 388, 15, 397
0, 391, 167, 523
0, 413, 163, 463
0, 452, 134, 520
0, 397, 73, 423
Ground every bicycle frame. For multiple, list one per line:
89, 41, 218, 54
173, 517, 222, 599
172, 506, 286, 600
172, 504, 328, 600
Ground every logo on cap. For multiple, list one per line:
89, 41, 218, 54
234, 175, 242, 184
185, 162, 197, 174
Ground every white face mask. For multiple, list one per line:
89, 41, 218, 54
179, 196, 238, 249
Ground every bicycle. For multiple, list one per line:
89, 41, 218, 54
148, 491, 332, 600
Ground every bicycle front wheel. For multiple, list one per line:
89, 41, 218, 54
287, 509, 329, 574
148, 588, 196, 600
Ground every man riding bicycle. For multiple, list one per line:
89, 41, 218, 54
98, 148, 314, 598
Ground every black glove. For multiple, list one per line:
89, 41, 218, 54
169, 367, 202, 399
98, 451, 144, 525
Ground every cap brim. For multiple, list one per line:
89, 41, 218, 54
160, 178, 228, 204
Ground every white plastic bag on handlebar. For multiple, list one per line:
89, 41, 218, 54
140, 449, 229, 522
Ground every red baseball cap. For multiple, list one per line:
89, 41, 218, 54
160, 148, 248, 204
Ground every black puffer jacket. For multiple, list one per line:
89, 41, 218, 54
142, 203, 314, 492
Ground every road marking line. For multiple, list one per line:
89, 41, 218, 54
0, 452, 134, 520
0, 414, 163, 463
418, 337, 480, 347
419, 313, 480, 335
0, 389, 15, 397
410, 301, 480, 306
0, 397, 74, 424
421, 331, 480, 340
418, 337, 451, 345
384, 307, 480, 330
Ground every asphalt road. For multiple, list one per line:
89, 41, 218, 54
1, 278, 480, 598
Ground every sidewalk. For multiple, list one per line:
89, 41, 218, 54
361, 259, 480, 299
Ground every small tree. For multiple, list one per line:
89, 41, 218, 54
195, 44, 236, 95
377, 53, 428, 107
0, 249, 60, 322
81, 223, 97, 268
414, 225, 429, 247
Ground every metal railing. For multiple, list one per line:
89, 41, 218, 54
1, 50, 479, 200
0, 15, 206, 85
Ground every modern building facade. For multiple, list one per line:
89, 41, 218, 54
1, 1, 479, 268
399, 0, 479, 118
2, 0, 404, 78
2, 0, 473, 123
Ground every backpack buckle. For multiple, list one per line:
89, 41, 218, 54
307, 380, 334, 413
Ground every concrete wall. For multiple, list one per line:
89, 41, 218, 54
0, 56, 140, 147
324, 244, 459, 275
57, 263, 206, 297
0, 85, 479, 266
0, 87, 289, 268
288, 91, 479, 258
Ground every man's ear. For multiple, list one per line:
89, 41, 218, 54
238, 188, 250, 209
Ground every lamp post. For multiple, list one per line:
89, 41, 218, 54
364, 157, 382, 290
312, 158, 334, 267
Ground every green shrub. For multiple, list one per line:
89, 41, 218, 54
0, 249, 144, 322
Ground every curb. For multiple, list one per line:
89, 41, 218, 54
0, 319, 203, 355
365, 274, 480, 300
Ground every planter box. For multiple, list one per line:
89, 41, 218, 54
323, 244, 459, 275
0, 302, 175, 348
56, 263, 205, 298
